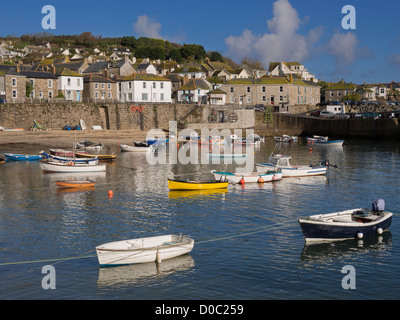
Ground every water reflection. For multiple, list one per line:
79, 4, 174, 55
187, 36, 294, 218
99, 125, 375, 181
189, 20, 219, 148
97, 254, 194, 287
299, 231, 393, 264
168, 189, 228, 199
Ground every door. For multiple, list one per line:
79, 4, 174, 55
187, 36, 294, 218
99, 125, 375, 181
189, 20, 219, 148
219, 111, 224, 123
76, 90, 81, 102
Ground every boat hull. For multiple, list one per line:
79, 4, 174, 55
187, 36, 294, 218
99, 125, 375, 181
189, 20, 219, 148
96, 235, 194, 266
168, 179, 228, 190
212, 170, 282, 183
56, 180, 95, 188
298, 210, 393, 242
40, 161, 106, 173
120, 144, 151, 152
256, 163, 327, 177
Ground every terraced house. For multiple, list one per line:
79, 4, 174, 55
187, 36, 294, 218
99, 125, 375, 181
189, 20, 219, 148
83, 74, 117, 102
219, 75, 320, 108
19, 70, 58, 100
0, 65, 26, 103
116, 73, 172, 103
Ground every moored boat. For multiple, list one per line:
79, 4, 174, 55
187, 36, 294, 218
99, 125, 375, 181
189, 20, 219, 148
40, 159, 106, 173
56, 179, 95, 188
212, 169, 282, 183
120, 143, 152, 152
307, 135, 344, 146
298, 199, 393, 242
96, 234, 195, 266
75, 153, 116, 161
49, 149, 88, 157
4, 153, 42, 161
256, 154, 327, 177
274, 135, 298, 143
168, 179, 228, 190
75, 139, 104, 150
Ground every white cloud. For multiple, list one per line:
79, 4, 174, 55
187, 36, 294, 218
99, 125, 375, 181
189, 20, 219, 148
224, 0, 322, 67
328, 32, 358, 67
133, 15, 162, 39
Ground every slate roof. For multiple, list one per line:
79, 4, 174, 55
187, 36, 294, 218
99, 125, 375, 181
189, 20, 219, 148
179, 79, 211, 90
119, 73, 171, 82
19, 70, 57, 79
84, 74, 116, 83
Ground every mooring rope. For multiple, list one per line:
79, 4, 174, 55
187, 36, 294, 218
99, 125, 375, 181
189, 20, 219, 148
0, 220, 295, 267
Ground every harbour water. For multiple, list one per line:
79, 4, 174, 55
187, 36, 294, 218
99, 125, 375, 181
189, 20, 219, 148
0, 137, 400, 300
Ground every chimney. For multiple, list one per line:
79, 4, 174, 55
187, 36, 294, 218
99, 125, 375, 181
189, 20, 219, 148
290, 74, 293, 83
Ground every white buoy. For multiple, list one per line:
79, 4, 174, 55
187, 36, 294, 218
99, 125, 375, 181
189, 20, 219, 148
377, 228, 383, 235
357, 232, 363, 239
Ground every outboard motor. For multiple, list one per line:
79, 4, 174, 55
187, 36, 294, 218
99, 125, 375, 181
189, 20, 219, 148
372, 199, 385, 213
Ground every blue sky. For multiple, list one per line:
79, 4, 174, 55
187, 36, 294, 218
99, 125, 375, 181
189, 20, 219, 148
1, 0, 400, 84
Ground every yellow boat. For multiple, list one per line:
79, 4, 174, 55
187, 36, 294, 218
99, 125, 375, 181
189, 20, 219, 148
168, 179, 228, 191
75, 153, 116, 161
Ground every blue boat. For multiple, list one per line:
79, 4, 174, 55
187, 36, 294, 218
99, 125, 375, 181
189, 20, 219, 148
4, 153, 43, 161
298, 199, 392, 242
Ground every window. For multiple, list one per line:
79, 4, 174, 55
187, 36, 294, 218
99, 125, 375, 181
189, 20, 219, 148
262, 96, 266, 102
153, 82, 156, 89
246, 87, 250, 93
262, 86, 266, 92
198, 89, 200, 94
247, 96, 251, 102
230, 96, 234, 103
142, 93, 148, 100
279, 95, 283, 102
67, 78, 71, 86
143, 82, 146, 89
48, 80, 52, 88
12, 90, 17, 98
95, 92, 99, 98
280, 86, 283, 92
108, 83, 111, 90
95, 83, 98, 89
108, 92, 111, 99
101, 83, 105, 89
230, 87, 234, 93
77, 78, 81, 86
161, 93, 164, 101
12, 78, 17, 87
160, 83, 164, 89
128, 82, 132, 89
49, 91, 53, 98
39, 91, 43, 98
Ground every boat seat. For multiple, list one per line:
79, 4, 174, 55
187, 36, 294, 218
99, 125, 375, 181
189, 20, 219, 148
163, 241, 177, 245
332, 218, 351, 223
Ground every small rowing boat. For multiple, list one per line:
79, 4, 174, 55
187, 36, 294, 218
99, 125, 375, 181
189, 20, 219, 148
56, 180, 95, 188
168, 179, 228, 190
4, 153, 42, 161
96, 234, 195, 266
75, 153, 116, 161
298, 199, 393, 242
212, 170, 283, 183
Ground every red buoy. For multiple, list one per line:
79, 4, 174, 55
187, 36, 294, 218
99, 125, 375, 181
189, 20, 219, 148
239, 177, 245, 185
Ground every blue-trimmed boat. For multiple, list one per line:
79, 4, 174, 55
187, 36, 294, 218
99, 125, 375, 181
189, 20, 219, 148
298, 199, 393, 242
307, 135, 344, 146
3, 153, 43, 161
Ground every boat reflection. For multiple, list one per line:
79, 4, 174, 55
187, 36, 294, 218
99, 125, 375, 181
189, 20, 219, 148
299, 231, 392, 263
168, 188, 228, 199
97, 254, 194, 287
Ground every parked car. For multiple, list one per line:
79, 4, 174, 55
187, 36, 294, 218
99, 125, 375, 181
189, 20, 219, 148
319, 111, 335, 118
0, 96, 6, 104
354, 113, 363, 118
254, 104, 266, 111
334, 113, 350, 119
310, 110, 321, 117
362, 112, 381, 119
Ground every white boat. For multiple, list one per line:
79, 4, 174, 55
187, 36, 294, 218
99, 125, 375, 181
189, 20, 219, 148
207, 152, 247, 159
75, 139, 104, 150
298, 199, 393, 242
256, 154, 327, 177
274, 135, 298, 142
120, 143, 152, 152
212, 170, 282, 183
40, 159, 106, 173
307, 135, 344, 146
96, 234, 195, 266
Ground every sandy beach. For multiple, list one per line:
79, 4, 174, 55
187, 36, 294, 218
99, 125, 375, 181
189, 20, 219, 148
0, 129, 158, 149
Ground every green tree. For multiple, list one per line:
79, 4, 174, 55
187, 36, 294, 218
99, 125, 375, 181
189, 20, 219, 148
167, 48, 182, 63
180, 44, 207, 60
209, 51, 224, 62
26, 81, 34, 97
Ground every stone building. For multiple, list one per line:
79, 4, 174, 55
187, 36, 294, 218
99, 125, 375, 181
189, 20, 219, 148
219, 76, 320, 109
0, 65, 27, 103
83, 74, 117, 102
19, 70, 58, 99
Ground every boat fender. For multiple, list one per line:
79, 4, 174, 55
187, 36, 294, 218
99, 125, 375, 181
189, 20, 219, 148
68, 161, 72, 166
257, 176, 264, 183
357, 232, 363, 239
377, 228, 383, 235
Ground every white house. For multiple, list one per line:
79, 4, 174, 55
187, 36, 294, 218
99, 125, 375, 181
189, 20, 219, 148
57, 68, 84, 101
176, 79, 212, 104
172, 67, 206, 80
117, 73, 171, 103
269, 61, 318, 83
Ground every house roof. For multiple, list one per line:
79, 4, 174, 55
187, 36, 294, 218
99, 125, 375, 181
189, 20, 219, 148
179, 79, 211, 90
19, 70, 57, 79
325, 82, 357, 90
84, 74, 116, 83
227, 77, 290, 85
207, 88, 226, 95
119, 73, 171, 82
83, 61, 109, 73
58, 68, 83, 77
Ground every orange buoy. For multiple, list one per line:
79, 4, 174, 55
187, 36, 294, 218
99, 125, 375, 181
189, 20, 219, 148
239, 177, 245, 185
309, 148, 313, 152
258, 176, 264, 183
108, 190, 113, 197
